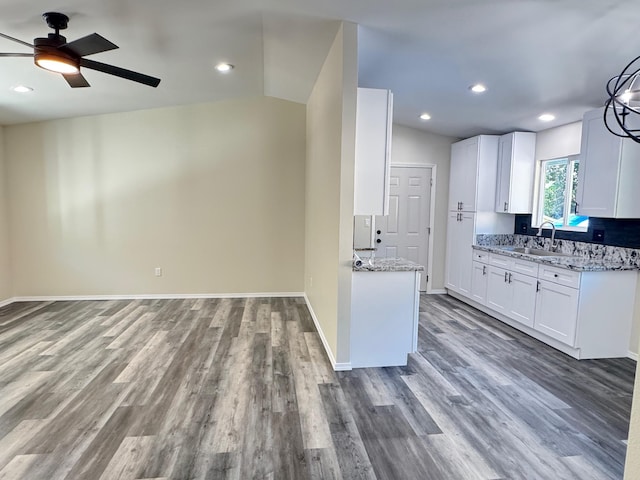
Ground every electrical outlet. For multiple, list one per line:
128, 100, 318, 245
155, 267, 162, 277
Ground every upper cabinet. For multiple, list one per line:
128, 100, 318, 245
494, 132, 536, 214
449, 135, 500, 212
576, 107, 640, 218
354, 88, 393, 216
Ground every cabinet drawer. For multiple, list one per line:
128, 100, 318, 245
489, 253, 513, 269
511, 258, 539, 277
472, 250, 489, 264
538, 265, 581, 288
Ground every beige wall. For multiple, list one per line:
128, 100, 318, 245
391, 125, 457, 291
304, 23, 357, 365
4, 96, 306, 296
0, 127, 11, 302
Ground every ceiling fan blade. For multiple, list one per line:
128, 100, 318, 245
80, 58, 161, 87
63, 73, 90, 88
0, 32, 33, 48
62, 33, 118, 57
0, 53, 33, 57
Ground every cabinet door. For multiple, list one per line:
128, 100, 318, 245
457, 213, 475, 297
486, 266, 510, 316
507, 272, 537, 328
576, 108, 622, 218
444, 212, 459, 291
534, 280, 579, 346
495, 134, 512, 213
354, 88, 393, 216
471, 261, 488, 304
449, 137, 479, 211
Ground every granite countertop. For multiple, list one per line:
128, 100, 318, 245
353, 257, 425, 272
473, 245, 639, 272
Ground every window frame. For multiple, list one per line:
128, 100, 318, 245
532, 154, 588, 232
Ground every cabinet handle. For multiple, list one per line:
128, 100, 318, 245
482, 266, 487, 275
504, 272, 508, 282
504, 202, 508, 212
575, 202, 580, 214
536, 280, 540, 292
508, 273, 512, 284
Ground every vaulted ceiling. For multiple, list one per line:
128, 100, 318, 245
1, 0, 638, 138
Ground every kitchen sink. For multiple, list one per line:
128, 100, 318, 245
511, 247, 574, 257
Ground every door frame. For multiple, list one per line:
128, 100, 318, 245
389, 163, 437, 294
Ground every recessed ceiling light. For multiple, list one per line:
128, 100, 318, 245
215, 63, 234, 73
419, 113, 431, 120
538, 113, 555, 122
469, 84, 487, 93
12, 85, 33, 93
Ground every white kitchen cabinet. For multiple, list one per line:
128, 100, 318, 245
351, 270, 421, 368
507, 271, 537, 328
456, 248, 638, 359
449, 135, 500, 212
445, 211, 475, 296
485, 263, 537, 328
576, 107, 640, 218
495, 132, 536, 214
486, 266, 510, 316
534, 279, 579, 346
470, 261, 488, 305
354, 88, 393, 216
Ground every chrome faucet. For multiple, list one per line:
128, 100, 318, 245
537, 221, 557, 251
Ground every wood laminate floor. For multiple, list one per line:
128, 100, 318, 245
0, 294, 635, 479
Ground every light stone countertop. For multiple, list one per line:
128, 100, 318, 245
353, 257, 425, 272
473, 245, 640, 272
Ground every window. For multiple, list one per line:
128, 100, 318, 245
534, 155, 589, 230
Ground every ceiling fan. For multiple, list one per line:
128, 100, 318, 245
0, 12, 161, 88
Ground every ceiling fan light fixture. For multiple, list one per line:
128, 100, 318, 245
35, 52, 79, 74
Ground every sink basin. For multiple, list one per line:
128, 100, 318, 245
511, 247, 574, 257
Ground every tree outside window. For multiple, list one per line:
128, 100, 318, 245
535, 156, 588, 230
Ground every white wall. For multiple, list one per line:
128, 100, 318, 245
0, 127, 11, 302
4, 96, 306, 296
391, 124, 457, 291
305, 22, 357, 366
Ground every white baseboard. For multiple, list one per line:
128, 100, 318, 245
303, 293, 351, 371
428, 289, 447, 295
628, 351, 638, 362
12, 292, 304, 302
0, 297, 16, 308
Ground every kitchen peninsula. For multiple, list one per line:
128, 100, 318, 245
351, 257, 423, 368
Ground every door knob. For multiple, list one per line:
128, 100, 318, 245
376, 230, 382, 235
376, 239, 382, 244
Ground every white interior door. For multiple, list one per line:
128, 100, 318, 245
375, 166, 432, 291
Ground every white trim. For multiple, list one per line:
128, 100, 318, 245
303, 293, 352, 371
428, 289, 447, 295
390, 162, 431, 168
628, 351, 638, 362
12, 292, 304, 302
0, 297, 16, 308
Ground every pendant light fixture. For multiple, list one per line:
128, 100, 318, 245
604, 55, 640, 143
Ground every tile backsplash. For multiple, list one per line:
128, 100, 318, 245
514, 214, 640, 249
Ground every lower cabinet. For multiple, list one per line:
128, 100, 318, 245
534, 280, 579, 345
470, 261, 488, 304
486, 265, 536, 328
457, 250, 638, 359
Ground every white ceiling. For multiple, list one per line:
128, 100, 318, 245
0, 0, 638, 138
